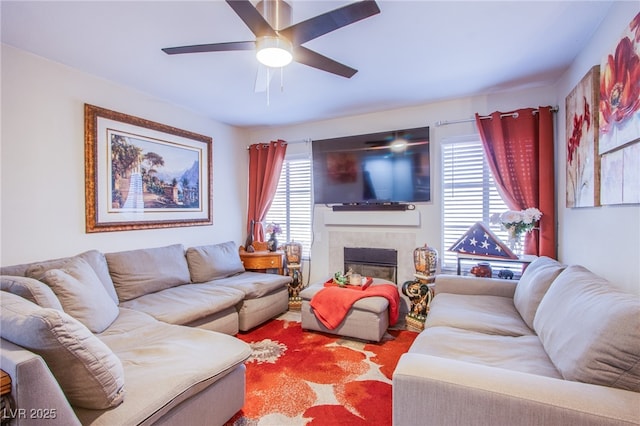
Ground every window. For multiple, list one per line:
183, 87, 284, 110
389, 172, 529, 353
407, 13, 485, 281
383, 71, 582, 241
265, 154, 312, 258
441, 136, 509, 270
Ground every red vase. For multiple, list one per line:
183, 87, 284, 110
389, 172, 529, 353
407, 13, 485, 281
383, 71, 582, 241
470, 262, 492, 278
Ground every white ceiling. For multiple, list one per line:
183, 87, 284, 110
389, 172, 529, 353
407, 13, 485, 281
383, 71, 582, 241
1, 0, 613, 128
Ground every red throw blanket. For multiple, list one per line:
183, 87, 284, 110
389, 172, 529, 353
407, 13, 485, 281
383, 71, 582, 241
310, 284, 400, 330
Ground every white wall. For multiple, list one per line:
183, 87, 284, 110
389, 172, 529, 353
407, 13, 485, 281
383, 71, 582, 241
249, 86, 556, 284
554, 1, 640, 294
1, 46, 248, 266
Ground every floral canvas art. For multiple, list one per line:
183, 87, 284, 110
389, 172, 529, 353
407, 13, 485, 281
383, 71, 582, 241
599, 12, 640, 205
566, 66, 600, 207
599, 13, 640, 155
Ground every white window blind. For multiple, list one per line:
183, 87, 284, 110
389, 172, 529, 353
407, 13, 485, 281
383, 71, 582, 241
441, 136, 509, 270
265, 155, 312, 258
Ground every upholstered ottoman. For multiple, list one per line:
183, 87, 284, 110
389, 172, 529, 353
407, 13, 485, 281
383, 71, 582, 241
300, 278, 399, 342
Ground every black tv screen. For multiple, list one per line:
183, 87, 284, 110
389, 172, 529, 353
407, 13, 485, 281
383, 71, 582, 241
312, 126, 430, 205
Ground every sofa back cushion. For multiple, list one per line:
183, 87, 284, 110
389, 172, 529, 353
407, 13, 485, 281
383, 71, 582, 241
0, 263, 31, 277
513, 256, 566, 329
24, 250, 119, 304
79, 250, 120, 304
186, 241, 245, 283
106, 244, 190, 302
0, 291, 125, 409
0, 275, 63, 310
533, 265, 640, 391
40, 257, 120, 333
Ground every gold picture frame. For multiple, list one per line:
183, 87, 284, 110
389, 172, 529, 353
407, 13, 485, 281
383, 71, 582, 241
84, 104, 212, 232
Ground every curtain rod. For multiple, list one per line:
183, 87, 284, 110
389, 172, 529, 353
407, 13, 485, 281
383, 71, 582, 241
285, 138, 312, 145
246, 138, 311, 150
435, 106, 558, 127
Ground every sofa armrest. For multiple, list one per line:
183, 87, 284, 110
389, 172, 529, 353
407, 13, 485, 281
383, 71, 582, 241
434, 274, 517, 298
1, 339, 81, 426
393, 353, 640, 426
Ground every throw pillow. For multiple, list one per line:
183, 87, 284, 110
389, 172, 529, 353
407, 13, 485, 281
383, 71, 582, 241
513, 256, 566, 329
77, 250, 120, 304
0, 291, 125, 409
106, 244, 191, 302
24, 250, 119, 304
533, 265, 640, 392
186, 241, 245, 283
40, 257, 120, 333
0, 275, 63, 310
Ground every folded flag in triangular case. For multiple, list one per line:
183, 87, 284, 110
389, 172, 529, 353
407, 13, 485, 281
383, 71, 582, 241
448, 222, 517, 259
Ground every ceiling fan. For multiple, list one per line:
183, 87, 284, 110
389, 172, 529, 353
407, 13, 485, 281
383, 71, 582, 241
162, 0, 380, 85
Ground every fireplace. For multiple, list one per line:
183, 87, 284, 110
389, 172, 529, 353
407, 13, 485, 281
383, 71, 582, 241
328, 231, 417, 285
344, 247, 398, 283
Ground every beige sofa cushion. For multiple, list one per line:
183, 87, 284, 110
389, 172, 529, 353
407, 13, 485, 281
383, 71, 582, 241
534, 265, 640, 392
119, 283, 244, 325
186, 241, 245, 283
79, 250, 120, 304
24, 250, 119, 304
0, 275, 63, 310
40, 257, 119, 333
411, 326, 562, 379
513, 256, 565, 329
211, 271, 291, 299
77, 308, 251, 426
425, 293, 534, 336
0, 291, 125, 409
106, 244, 191, 302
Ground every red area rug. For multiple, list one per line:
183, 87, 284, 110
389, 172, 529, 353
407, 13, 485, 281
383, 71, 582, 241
225, 314, 418, 425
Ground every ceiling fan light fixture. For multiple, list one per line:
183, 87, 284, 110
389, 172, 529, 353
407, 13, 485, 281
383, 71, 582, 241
256, 36, 293, 68
390, 134, 408, 152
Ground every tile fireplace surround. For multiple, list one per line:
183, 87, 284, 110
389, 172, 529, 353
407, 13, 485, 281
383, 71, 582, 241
328, 231, 418, 284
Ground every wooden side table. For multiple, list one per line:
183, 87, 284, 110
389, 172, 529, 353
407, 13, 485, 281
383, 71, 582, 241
239, 250, 285, 275
0, 371, 10, 397
1, 370, 13, 425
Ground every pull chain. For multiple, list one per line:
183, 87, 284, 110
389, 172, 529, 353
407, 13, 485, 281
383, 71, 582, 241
266, 67, 270, 107
280, 67, 284, 92
264, 67, 285, 106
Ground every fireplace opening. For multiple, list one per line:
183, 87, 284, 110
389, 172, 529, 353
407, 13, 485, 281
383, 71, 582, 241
344, 247, 398, 283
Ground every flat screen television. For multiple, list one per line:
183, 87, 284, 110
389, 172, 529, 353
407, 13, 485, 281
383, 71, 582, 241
312, 126, 430, 205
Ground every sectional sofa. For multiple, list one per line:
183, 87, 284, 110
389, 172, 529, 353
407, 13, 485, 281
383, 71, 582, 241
393, 256, 640, 425
0, 241, 291, 425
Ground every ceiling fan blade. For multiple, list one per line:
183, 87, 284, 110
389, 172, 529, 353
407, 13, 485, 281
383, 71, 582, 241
162, 41, 255, 55
294, 46, 357, 78
280, 0, 380, 46
225, 0, 277, 38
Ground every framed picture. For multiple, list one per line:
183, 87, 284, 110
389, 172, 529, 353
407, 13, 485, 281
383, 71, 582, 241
566, 65, 600, 208
85, 104, 212, 232
598, 11, 640, 155
600, 136, 640, 205
598, 12, 640, 205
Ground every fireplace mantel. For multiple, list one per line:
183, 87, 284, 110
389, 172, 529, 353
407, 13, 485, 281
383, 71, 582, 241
324, 210, 420, 227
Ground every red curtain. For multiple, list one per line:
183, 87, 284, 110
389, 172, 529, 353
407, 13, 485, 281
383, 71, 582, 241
475, 107, 556, 258
246, 140, 287, 242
